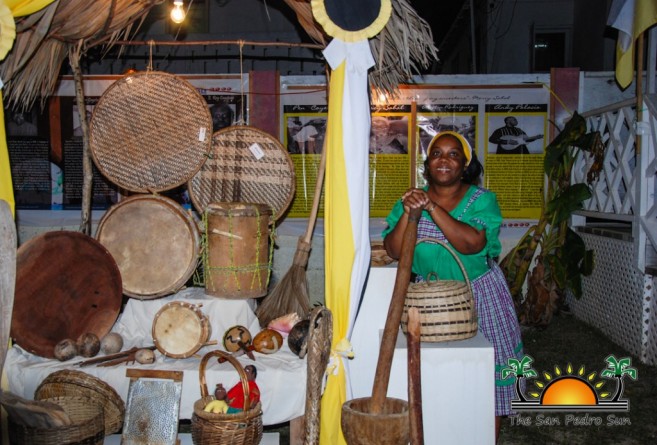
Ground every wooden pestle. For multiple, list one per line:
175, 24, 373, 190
407, 307, 424, 445
370, 206, 422, 413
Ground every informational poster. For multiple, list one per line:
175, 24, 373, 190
280, 84, 328, 217
5, 107, 53, 209
58, 96, 120, 210
369, 104, 412, 217
379, 85, 549, 220
485, 104, 548, 219
280, 85, 414, 218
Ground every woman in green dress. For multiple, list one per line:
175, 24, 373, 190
383, 131, 523, 441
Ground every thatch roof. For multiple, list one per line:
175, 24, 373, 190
1, 0, 437, 109
0, 0, 162, 110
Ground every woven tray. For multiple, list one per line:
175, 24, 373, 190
188, 125, 295, 221
90, 71, 212, 193
34, 370, 125, 435
11, 231, 123, 358
8, 396, 104, 445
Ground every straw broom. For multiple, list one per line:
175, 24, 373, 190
256, 134, 327, 328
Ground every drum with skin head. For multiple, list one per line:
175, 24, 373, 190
152, 301, 211, 359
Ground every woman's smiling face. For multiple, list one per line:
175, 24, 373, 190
426, 134, 467, 185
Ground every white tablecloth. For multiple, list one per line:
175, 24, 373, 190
4, 288, 307, 425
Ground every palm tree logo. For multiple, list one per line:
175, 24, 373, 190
502, 355, 537, 402
600, 355, 638, 402
506, 355, 637, 412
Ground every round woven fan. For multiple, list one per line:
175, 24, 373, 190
188, 125, 296, 221
90, 71, 212, 193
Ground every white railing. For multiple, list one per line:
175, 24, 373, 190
572, 94, 657, 270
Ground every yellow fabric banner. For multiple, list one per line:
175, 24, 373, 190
320, 38, 373, 445
609, 0, 657, 88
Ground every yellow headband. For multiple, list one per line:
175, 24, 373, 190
427, 131, 473, 166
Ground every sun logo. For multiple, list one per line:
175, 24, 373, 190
503, 354, 637, 412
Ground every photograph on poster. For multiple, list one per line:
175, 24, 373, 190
5, 109, 39, 137
370, 115, 408, 154
205, 94, 244, 132
417, 114, 476, 156
285, 115, 326, 154
487, 115, 545, 154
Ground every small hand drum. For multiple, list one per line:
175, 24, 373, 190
152, 301, 211, 359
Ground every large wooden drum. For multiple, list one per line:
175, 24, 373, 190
96, 194, 200, 299
204, 202, 273, 299
152, 301, 211, 359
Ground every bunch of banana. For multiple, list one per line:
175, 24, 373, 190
203, 399, 229, 414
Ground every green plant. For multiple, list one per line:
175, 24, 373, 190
499, 111, 604, 326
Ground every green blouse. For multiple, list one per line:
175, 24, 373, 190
381, 185, 503, 281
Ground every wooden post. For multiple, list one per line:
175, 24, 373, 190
636, 31, 645, 156
410, 100, 417, 188
69, 42, 92, 235
407, 307, 424, 445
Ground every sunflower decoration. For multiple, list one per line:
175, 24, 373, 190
310, 0, 392, 42
0, 1, 57, 61
0, 1, 16, 61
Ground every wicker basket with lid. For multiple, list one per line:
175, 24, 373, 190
401, 238, 478, 342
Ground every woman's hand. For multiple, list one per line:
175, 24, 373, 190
401, 188, 429, 213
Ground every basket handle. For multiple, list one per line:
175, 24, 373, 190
416, 237, 473, 294
198, 350, 252, 412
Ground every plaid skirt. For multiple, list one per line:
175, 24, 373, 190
471, 260, 524, 416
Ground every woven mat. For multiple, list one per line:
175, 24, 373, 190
90, 71, 212, 193
188, 126, 295, 221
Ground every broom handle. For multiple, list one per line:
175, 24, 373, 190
370, 206, 422, 413
301, 120, 328, 245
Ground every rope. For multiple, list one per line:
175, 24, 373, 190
238, 40, 247, 126
147, 40, 154, 72
539, 82, 573, 118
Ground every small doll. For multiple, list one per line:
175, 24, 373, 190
224, 365, 261, 413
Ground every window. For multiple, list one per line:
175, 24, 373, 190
532, 30, 569, 72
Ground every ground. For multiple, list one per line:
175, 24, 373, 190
499, 311, 657, 445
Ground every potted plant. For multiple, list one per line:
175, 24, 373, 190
499, 111, 604, 326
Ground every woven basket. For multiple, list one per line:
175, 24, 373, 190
191, 350, 263, 445
188, 125, 295, 221
8, 396, 104, 445
34, 369, 125, 435
401, 238, 478, 342
89, 70, 213, 193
